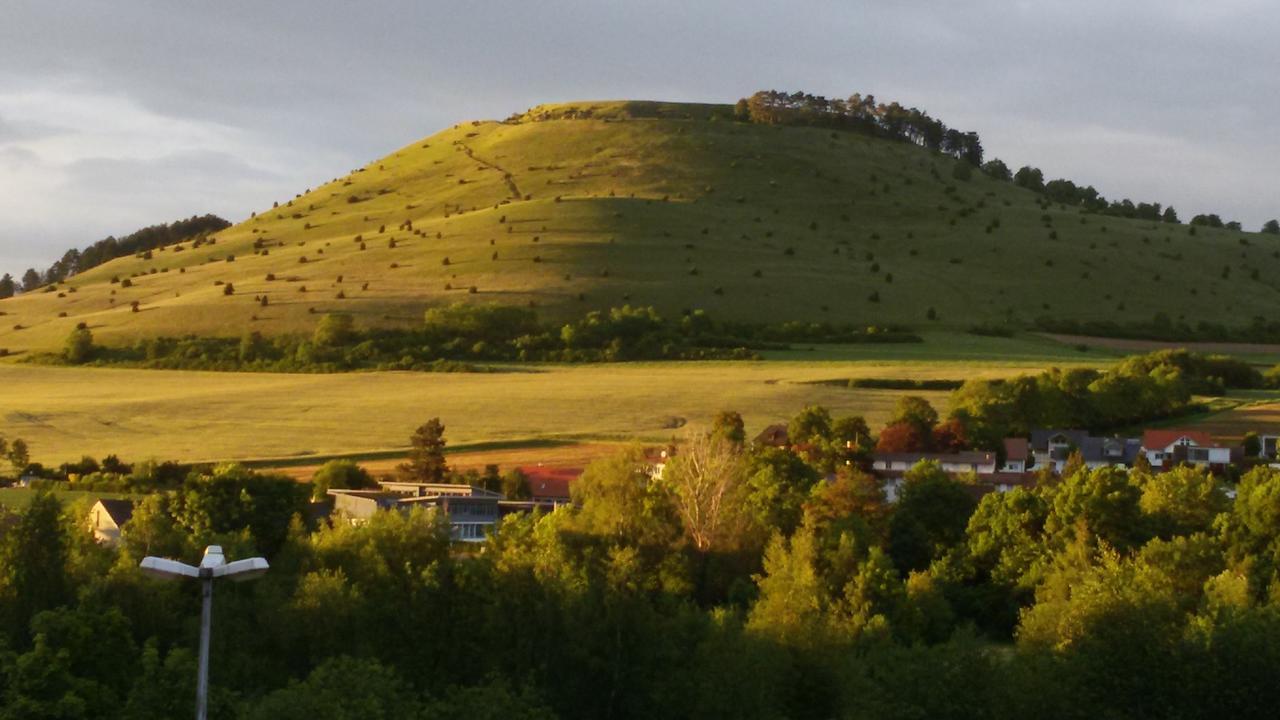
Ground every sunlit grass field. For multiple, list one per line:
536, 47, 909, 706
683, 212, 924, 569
0, 487, 133, 510
1, 343, 1084, 465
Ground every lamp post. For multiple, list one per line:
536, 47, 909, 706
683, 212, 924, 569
140, 545, 269, 720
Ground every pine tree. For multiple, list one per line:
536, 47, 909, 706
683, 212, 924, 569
400, 418, 448, 482
20, 268, 41, 292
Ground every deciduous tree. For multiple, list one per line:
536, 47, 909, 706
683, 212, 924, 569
7, 438, 29, 476
875, 422, 926, 453
890, 396, 939, 437
662, 432, 748, 551
711, 410, 746, 446
64, 326, 94, 364
313, 312, 356, 347
311, 459, 375, 499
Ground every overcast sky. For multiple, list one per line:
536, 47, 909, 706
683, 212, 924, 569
2, 0, 1277, 276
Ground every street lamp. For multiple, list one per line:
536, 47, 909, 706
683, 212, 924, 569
140, 545, 268, 720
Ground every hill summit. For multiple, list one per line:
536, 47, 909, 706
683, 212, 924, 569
3, 97, 1279, 353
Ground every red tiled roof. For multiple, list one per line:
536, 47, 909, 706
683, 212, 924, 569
1142, 429, 1219, 450
1003, 437, 1030, 461
519, 466, 582, 501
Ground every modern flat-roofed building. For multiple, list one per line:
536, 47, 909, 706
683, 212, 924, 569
329, 483, 505, 542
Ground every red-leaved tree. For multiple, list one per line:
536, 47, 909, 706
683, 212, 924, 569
874, 422, 926, 453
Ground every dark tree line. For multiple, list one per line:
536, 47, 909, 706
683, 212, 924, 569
1036, 313, 1280, 345
40, 303, 917, 372
735, 90, 984, 166
9, 214, 229, 293
982, 160, 1280, 230
948, 348, 1257, 450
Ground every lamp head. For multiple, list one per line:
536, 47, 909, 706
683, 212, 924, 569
200, 545, 226, 569
139, 556, 199, 581
213, 556, 270, 582
140, 546, 267, 582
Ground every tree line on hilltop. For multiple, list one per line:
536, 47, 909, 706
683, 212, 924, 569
731, 90, 1278, 234
734, 90, 985, 166
0, 214, 229, 299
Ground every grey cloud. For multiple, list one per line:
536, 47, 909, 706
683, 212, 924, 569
0, 0, 1277, 273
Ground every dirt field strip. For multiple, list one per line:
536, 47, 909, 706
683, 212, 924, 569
264, 441, 622, 481
1186, 399, 1280, 443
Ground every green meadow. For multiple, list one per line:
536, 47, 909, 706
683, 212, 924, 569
0, 487, 132, 510
0, 333, 1098, 465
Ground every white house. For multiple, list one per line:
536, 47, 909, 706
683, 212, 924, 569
1140, 429, 1233, 470
1258, 434, 1280, 461
88, 499, 134, 547
871, 451, 997, 476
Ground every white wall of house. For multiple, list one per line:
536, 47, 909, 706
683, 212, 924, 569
1001, 459, 1026, 473
872, 458, 995, 474
943, 460, 995, 474
1145, 440, 1231, 468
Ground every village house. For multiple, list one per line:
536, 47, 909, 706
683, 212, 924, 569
1140, 429, 1235, 471
872, 450, 998, 476
1258, 434, 1280, 461
88, 498, 134, 546
1000, 438, 1031, 473
870, 448, 1033, 501
1029, 429, 1141, 473
752, 424, 790, 449
872, 450, 995, 504
643, 446, 675, 480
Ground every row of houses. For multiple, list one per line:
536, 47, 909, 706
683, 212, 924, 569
84, 428, 1263, 545
869, 428, 1246, 499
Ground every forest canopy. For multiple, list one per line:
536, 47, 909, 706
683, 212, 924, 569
2, 410, 1280, 718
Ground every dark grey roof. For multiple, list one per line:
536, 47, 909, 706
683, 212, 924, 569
1031, 430, 1141, 463
1029, 429, 1091, 451
97, 498, 135, 526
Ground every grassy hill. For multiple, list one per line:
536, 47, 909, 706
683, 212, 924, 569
3, 99, 1279, 354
